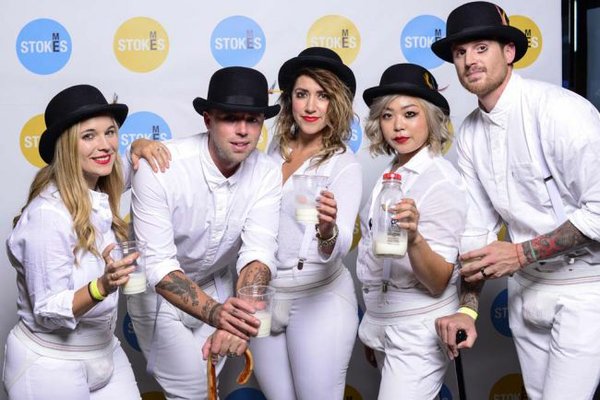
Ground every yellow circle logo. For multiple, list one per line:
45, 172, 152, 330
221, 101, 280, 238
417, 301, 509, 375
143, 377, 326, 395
114, 17, 169, 73
307, 15, 361, 65
141, 392, 166, 400
351, 215, 361, 251
20, 114, 46, 167
489, 373, 527, 399
257, 125, 269, 152
511, 15, 542, 69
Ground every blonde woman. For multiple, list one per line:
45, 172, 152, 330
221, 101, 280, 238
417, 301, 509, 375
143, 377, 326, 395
3, 84, 164, 399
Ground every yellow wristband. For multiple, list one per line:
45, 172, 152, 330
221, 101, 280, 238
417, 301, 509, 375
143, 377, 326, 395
458, 306, 478, 321
89, 279, 106, 301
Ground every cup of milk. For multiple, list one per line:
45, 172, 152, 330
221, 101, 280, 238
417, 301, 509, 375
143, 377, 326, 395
292, 174, 328, 224
111, 240, 147, 295
237, 285, 276, 338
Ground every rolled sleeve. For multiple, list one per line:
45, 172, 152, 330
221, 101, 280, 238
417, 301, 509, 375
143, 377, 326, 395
236, 166, 282, 277
131, 159, 183, 288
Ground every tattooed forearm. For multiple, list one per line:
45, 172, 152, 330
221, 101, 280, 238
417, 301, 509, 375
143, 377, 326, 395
238, 261, 271, 289
522, 220, 592, 264
205, 299, 221, 326
156, 271, 200, 307
459, 277, 484, 312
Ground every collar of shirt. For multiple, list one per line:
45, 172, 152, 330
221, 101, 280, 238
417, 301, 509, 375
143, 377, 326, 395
479, 73, 522, 128
393, 145, 434, 195
199, 133, 240, 192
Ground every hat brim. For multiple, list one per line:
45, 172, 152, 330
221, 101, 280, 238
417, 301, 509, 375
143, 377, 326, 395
193, 98, 280, 120
278, 56, 356, 96
431, 26, 528, 63
363, 83, 450, 115
39, 103, 128, 164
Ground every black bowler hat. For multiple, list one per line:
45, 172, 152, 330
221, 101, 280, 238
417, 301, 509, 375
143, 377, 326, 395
362, 63, 450, 115
277, 47, 356, 96
193, 66, 280, 119
39, 84, 128, 164
431, 1, 528, 63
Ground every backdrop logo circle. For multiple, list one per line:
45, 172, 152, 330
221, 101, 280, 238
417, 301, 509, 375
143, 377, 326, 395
511, 15, 542, 69
401, 15, 446, 69
439, 383, 453, 400
211, 16, 266, 67
122, 313, 141, 351
489, 373, 527, 399
257, 125, 269, 152
307, 15, 361, 65
491, 289, 512, 337
16, 18, 72, 75
20, 114, 46, 167
347, 117, 362, 154
224, 388, 266, 400
114, 17, 169, 73
118, 111, 172, 154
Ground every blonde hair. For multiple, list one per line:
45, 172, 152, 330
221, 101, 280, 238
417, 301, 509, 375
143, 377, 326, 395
13, 120, 128, 259
274, 68, 354, 168
364, 94, 453, 157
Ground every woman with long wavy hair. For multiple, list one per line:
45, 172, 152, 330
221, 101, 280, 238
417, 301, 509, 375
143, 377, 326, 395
250, 47, 362, 400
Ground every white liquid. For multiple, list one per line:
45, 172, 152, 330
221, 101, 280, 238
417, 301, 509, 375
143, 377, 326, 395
123, 272, 147, 295
374, 240, 407, 257
295, 208, 318, 224
255, 310, 272, 338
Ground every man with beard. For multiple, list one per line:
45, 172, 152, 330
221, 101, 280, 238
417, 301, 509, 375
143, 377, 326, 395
432, 2, 600, 399
127, 66, 282, 399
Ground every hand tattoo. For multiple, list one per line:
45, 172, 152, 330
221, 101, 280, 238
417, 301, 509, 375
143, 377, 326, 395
522, 220, 592, 264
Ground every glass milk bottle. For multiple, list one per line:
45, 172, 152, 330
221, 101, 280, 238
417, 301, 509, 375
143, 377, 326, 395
372, 172, 407, 258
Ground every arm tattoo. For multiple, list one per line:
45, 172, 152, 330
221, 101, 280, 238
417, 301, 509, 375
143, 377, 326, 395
205, 299, 221, 326
459, 277, 484, 312
522, 220, 592, 264
238, 262, 271, 288
156, 271, 200, 307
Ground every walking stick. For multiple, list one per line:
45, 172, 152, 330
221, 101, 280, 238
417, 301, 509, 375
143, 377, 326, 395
455, 329, 468, 400
207, 349, 254, 400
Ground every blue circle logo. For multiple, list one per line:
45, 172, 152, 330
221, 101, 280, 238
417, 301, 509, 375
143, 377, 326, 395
122, 313, 140, 351
210, 16, 266, 67
491, 289, 512, 337
400, 15, 445, 69
225, 388, 266, 400
347, 117, 362, 154
119, 111, 172, 154
16, 18, 72, 75
439, 383, 453, 400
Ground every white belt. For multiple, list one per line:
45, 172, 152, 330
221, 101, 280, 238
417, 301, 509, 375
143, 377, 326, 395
271, 262, 345, 294
517, 258, 600, 285
13, 321, 114, 360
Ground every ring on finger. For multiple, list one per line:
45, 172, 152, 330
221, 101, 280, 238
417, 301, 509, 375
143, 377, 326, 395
480, 268, 488, 278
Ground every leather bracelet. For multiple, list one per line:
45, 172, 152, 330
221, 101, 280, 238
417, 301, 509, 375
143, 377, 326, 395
457, 306, 478, 321
89, 278, 106, 301
315, 224, 338, 248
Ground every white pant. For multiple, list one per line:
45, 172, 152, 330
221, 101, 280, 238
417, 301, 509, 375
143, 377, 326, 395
508, 272, 600, 400
127, 282, 228, 400
250, 269, 358, 400
358, 289, 457, 400
2, 330, 139, 400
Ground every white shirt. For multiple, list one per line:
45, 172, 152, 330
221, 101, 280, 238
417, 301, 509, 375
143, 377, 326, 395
357, 146, 467, 290
7, 185, 119, 333
131, 132, 282, 288
268, 145, 362, 282
457, 73, 600, 258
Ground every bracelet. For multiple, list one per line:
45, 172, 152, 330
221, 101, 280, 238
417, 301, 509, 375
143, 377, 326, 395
89, 279, 106, 302
515, 243, 525, 269
457, 306, 478, 321
315, 224, 338, 248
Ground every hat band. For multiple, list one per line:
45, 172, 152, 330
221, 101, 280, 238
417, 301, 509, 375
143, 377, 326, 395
220, 94, 259, 106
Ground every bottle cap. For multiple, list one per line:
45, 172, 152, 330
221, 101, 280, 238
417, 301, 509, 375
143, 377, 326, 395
382, 172, 402, 181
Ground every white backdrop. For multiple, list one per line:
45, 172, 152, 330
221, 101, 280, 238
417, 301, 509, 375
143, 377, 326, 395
0, 1, 560, 399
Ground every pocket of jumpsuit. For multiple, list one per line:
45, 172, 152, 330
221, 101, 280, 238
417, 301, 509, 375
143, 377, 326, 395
521, 288, 559, 329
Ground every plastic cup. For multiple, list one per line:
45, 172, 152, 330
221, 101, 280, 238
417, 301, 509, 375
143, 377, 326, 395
112, 240, 147, 295
459, 228, 489, 268
237, 285, 275, 338
292, 175, 327, 224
